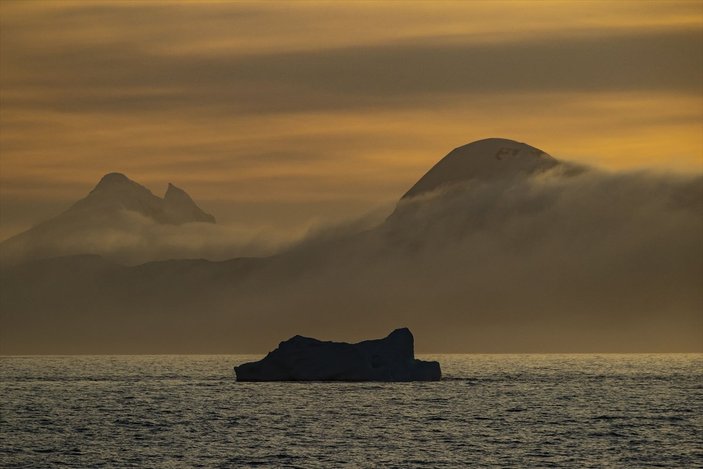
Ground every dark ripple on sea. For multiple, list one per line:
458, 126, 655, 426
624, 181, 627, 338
1, 354, 701, 468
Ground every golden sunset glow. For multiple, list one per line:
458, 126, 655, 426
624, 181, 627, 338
1, 1, 701, 239
2, 6, 703, 466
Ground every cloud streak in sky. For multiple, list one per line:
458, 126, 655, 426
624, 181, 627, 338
1, 1, 701, 240
3, 29, 701, 115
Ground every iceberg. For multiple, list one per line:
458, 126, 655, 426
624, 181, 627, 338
234, 328, 441, 382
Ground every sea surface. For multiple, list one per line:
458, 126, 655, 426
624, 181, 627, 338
1, 354, 701, 468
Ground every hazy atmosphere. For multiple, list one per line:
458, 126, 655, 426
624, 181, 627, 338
0, 1, 701, 354
2, 3, 703, 468
1, 1, 702, 240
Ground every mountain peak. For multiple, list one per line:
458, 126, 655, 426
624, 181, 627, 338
100, 172, 129, 182
165, 182, 189, 200
402, 138, 559, 199
164, 182, 216, 224
75, 173, 215, 224
94, 172, 133, 189
88, 172, 155, 201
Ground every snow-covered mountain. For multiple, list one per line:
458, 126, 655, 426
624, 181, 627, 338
402, 138, 559, 199
1, 138, 701, 354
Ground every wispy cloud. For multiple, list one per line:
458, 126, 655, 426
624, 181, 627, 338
1, 1, 701, 238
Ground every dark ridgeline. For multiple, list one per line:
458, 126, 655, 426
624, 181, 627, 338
234, 328, 441, 382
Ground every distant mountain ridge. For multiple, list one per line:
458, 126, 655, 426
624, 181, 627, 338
0, 173, 215, 264
1, 138, 701, 354
71, 172, 215, 224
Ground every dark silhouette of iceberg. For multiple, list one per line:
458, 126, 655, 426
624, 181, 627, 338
234, 328, 441, 382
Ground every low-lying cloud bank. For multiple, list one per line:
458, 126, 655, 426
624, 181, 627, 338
0, 209, 310, 265
0, 198, 396, 266
1, 165, 701, 353
235, 166, 701, 351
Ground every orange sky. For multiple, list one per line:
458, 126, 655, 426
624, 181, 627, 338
1, 1, 702, 239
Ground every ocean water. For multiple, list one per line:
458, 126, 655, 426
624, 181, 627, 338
1, 354, 701, 468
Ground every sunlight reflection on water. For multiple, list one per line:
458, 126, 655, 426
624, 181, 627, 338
1, 354, 701, 467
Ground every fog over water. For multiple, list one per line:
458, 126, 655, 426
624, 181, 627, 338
1, 161, 701, 353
